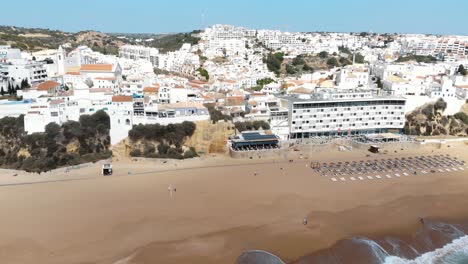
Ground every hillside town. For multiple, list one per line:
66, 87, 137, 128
0, 24, 467, 146
2, 0, 468, 262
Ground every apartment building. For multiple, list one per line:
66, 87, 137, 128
279, 89, 406, 138
0, 60, 48, 87
119, 45, 159, 66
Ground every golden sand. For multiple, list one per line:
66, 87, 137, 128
0, 142, 467, 264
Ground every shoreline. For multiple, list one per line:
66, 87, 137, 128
293, 217, 468, 263
0, 141, 466, 264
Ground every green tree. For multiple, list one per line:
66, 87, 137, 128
458, 64, 467, 76
338, 46, 352, 55
265, 53, 282, 74
327, 57, 339, 68
256, 78, 274, 88
318, 51, 328, 59
339, 57, 351, 66
286, 64, 297, 74
197, 67, 209, 81
0, 86, 4, 96
274, 52, 284, 62
434, 98, 447, 112
292, 56, 305, 66
354, 52, 365, 64
20, 79, 30, 89
7, 83, 13, 95
396, 55, 437, 63
454, 112, 468, 125
302, 64, 313, 72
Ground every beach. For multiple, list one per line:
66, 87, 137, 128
0, 141, 467, 263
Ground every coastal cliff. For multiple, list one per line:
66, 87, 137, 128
404, 98, 468, 137
0, 110, 111, 172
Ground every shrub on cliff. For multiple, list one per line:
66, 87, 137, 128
0, 111, 111, 172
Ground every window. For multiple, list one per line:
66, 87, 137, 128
51, 112, 58, 117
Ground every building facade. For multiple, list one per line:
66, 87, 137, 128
280, 90, 406, 138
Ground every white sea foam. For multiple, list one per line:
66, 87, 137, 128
384, 235, 468, 264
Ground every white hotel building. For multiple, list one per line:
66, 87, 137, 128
119, 45, 159, 66
279, 90, 406, 138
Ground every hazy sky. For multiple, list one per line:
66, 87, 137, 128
1, 0, 466, 35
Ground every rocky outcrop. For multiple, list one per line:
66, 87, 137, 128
404, 99, 468, 137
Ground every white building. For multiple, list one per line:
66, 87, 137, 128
429, 77, 457, 99
119, 45, 159, 66
0, 59, 48, 88
336, 65, 370, 89
278, 89, 406, 138
109, 95, 210, 144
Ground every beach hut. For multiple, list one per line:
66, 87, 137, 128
102, 163, 113, 176
368, 145, 380, 154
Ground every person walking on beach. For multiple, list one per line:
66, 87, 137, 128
303, 217, 308, 225
168, 185, 174, 198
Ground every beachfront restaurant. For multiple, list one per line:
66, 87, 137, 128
231, 132, 279, 151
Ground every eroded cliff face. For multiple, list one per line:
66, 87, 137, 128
125, 121, 233, 160
404, 100, 468, 137
0, 111, 112, 172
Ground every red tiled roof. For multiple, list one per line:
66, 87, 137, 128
225, 96, 244, 106
112, 95, 133, 102
50, 99, 65, 105
65, 72, 81, 75
37, 81, 60, 91
80, 64, 113, 72
143, 87, 159, 93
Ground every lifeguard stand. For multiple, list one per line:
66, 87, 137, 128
102, 163, 113, 176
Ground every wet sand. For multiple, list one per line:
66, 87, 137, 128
0, 142, 467, 264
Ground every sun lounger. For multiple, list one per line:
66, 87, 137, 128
367, 176, 373, 180
331, 178, 337, 182
386, 175, 392, 178
395, 174, 401, 177
340, 177, 346, 181
376, 175, 382, 179
350, 177, 356, 181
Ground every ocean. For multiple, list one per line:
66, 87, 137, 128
237, 220, 468, 264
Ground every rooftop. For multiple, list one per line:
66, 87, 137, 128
80, 64, 113, 72
37, 81, 60, 91
279, 89, 405, 103
112, 95, 133, 102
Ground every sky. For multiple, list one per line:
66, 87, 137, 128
0, 0, 467, 35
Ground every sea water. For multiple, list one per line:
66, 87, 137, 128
241, 220, 468, 264
383, 235, 468, 264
